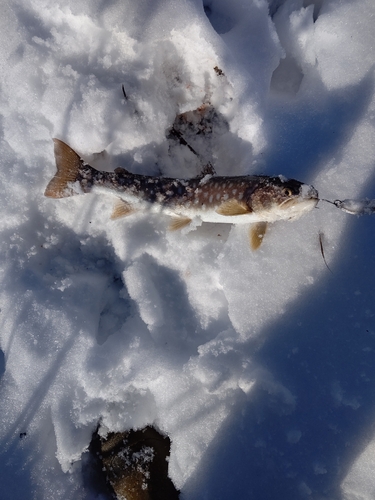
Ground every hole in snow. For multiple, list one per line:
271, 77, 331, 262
268, 0, 322, 20
303, 0, 324, 22
97, 276, 131, 345
270, 56, 304, 96
84, 426, 180, 499
268, 0, 288, 18
82, 430, 114, 499
203, 1, 235, 34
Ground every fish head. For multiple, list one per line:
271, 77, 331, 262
247, 176, 318, 222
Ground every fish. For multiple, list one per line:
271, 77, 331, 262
44, 139, 319, 249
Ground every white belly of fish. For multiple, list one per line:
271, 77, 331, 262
162, 198, 318, 224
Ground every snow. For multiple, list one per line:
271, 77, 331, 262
1, 0, 375, 499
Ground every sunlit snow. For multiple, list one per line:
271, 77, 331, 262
1, 0, 375, 499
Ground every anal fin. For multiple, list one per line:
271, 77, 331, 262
169, 216, 192, 231
249, 222, 268, 250
111, 199, 136, 220
216, 199, 251, 216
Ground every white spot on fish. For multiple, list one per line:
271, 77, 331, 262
209, 195, 213, 203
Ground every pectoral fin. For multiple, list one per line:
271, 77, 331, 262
111, 199, 136, 219
249, 222, 268, 250
169, 216, 192, 231
216, 199, 251, 216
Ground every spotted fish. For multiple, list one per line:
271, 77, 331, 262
44, 139, 319, 249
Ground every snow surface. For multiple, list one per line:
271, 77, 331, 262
1, 0, 375, 498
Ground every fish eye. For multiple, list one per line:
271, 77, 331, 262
282, 187, 293, 197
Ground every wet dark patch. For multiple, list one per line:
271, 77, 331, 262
82, 429, 115, 500
88, 426, 180, 500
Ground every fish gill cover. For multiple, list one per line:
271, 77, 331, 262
0, 0, 375, 499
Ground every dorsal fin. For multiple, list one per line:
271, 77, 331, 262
216, 199, 251, 216
110, 199, 136, 219
44, 139, 82, 198
249, 222, 268, 250
168, 216, 192, 231
201, 163, 216, 176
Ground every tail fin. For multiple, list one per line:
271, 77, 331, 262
44, 139, 82, 198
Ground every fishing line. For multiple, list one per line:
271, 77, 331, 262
317, 196, 375, 271
319, 198, 336, 206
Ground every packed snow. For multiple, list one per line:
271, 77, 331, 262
1, 0, 375, 498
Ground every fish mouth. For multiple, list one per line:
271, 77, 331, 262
279, 185, 319, 210
279, 197, 300, 209
301, 184, 319, 199
279, 196, 318, 210
277, 195, 319, 223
